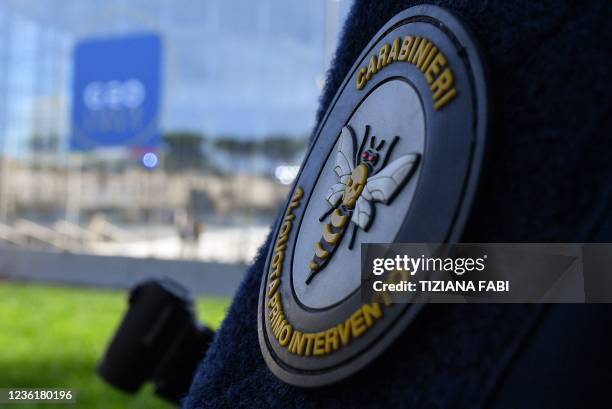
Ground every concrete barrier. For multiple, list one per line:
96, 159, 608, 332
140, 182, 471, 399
0, 245, 246, 297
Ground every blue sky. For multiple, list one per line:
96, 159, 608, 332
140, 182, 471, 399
0, 0, 351, 155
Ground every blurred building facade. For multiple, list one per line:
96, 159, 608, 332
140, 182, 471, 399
0, 0, 351, 264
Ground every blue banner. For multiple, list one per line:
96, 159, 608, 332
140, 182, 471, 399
70, 33, 162, 150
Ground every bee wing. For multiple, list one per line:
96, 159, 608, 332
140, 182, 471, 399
333, 126, 356, 185
325, 183, 346, 206
351, 196, 373, 230
363, 153, 420, 204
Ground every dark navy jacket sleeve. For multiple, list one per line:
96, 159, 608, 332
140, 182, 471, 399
183, 1, 612, 407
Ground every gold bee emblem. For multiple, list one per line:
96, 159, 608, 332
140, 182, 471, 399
306, 125, 420, 284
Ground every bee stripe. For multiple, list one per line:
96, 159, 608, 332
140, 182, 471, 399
314, 241, 331, 259
331, 209, 349, 228
323, 224, 341, 244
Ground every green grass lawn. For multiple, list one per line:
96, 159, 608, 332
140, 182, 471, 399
0, 282, 230, 408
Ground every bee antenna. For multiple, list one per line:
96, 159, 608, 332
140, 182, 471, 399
370, 136, 376, 148
376, 139, 385, 150
379, 136, 400, 169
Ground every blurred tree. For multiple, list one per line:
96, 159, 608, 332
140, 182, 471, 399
28, 133, 60, 153
214, 137, 254, 155
213, 135, 308, 160
27, 133, 61, 171
163, 131, 206, 171
259, 136, 309, 160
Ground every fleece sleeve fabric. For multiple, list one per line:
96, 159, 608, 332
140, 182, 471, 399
183, 1, 612, 408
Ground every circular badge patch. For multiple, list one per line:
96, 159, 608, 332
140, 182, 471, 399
258, 5, 488, 386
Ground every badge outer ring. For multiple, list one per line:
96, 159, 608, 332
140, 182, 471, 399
258, 4, 490, 387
